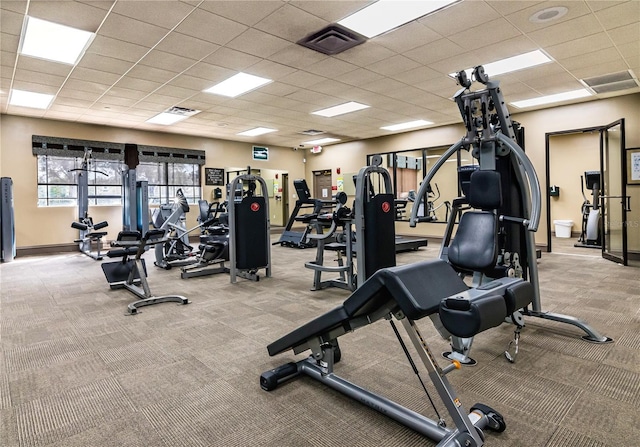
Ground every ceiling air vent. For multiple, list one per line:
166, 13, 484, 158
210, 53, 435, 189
299, 129, 325, 136
166, 106, 199, 116
581, 70, 639, 94
297, 24, 366, 55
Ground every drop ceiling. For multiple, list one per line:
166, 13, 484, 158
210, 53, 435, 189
1, 0, 638, 148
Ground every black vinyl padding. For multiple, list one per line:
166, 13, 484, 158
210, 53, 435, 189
93, 221, 109, 231
439, 294, 507, 338
468, 170, 503, 210
504, 281, 534, 315
448, 212, 498, 272
267, 259, 468, 356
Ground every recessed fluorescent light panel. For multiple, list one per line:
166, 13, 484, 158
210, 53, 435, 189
204, 72, 272, 97
9, 89, 54, 109
237, 127, 277, 137
303, 137, 341, 145
339, 0, 459, 38
510, 89, 592, 109
312, 101, 369, 117
450, 50, 552, 79
381, 119, 433, 131
20, 16, 94, 65
146, 107, 200, 125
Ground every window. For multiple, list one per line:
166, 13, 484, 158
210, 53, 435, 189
37, 156, 201, 207
37, 155, 122, 207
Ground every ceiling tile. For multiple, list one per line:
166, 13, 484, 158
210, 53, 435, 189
527, 14, 603, 47
77, 53, 134, 76
561, 47, 623, 72
174, 9, 248, 46
17, 56, 73, 77
361, 77, 406, 95
254, 3, 328, 43
571, 60, 632, 80
244, 60, 297, 80
404, 39, 466, 65
279, 70, 325, 88
338, 68, 386, 87
155, 32, 219, 61
10, 80, 58, 94
545, 33, 613, 61
184, 62, 235, 83
0, 8, 24, 35
303, 58, 358, 78
70, 67, 120, 85
270, 44, 328, 70
168, 75, 213, 92
447, 18, 522, 51
54, 96, 93, 108
420, 1, 500, 36
57, 88, 103, 102
259, 81, 300, 97
86, 36, 149, 63
618, 41, 639, 63
1, 32, 19, 52
112, 0, 195, 29
334, 42, 397, 67
607, 22, 640, 46
289, 1, 369, 22
226, 28, 291, 58
61, 78, 111, 95
153, 84, 197, 100
14, 68, 65, 87
486, 1, 544, 16
127, 65, 179, 84
203, 47, 262, 71
108, 86, 150, 101
94, 95, 139, 108
115, 77, 162, 93
199, 1, 285, 27
374, 22, 442, 53
366, 54, 421, 77
595, 1, 640, 29
0, 1, 29, 14
139, 50, 198, 72
99, 12, 169, 47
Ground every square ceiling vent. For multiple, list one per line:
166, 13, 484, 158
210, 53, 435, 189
298, 129, 325, 136
581, 70, 639, 94
297, 24, 366, 55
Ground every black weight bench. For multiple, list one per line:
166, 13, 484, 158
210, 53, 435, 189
262, 259, 533, 446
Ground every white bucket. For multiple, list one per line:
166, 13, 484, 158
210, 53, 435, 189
553, 220, 573, 238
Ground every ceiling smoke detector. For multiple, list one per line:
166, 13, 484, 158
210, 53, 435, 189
581, 70, 640, 94
297, 24, 366, 55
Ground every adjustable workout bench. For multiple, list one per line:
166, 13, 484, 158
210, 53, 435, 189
262, 259, 533, 446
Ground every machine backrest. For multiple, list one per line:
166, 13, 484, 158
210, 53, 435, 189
448, 171, 502, 273
198, 200, 210, 223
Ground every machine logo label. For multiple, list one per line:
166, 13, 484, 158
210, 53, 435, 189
251, 202, 260, 212
382, 202, 391, 213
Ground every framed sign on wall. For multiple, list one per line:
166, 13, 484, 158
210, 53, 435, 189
252, 146, 268, 161
205, 167, 224, 186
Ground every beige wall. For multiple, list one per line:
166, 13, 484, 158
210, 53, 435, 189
0, 114, 305, 248
305, 93, 640, 249
2, 93, 639, 251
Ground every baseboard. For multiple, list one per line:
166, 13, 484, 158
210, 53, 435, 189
17, 243, 79, 257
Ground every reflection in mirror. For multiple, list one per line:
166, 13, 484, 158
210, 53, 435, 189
370, 146, 469, 222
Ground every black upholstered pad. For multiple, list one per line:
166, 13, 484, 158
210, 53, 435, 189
267, 259, 468, 357
267, 307, 349, 356
448, 211, 498, 272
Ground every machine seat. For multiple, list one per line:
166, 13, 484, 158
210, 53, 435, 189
268, 259, 468, 356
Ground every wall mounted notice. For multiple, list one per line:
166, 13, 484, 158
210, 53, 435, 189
205, 167, 224, 186
253, 146, 268, 161
631, 151, 640, 182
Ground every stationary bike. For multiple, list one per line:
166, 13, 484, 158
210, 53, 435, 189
574, 171, 601, 249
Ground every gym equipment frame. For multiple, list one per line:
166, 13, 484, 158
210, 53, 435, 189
101, 229, 189, 315
410, 66, 611, 365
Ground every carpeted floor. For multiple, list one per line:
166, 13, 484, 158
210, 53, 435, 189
0, 235, 638, 447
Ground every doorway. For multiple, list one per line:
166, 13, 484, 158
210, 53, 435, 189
313, 169, 332, 200
545, 119, 629, 265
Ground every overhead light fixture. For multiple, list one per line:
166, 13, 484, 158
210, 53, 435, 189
146, 106, 200, 125
338, 0, 459, 38
303, 137, 341, 145
510, 89, 592, 108
204, 72, 272, 98
237, 127, 278, 137
312, 101, 369, 117
9, 89, 54, 109
19, 16, 94, 65
381, 119, 433, 131
450, 50, 552, 79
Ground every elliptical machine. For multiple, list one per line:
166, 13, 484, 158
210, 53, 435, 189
574, 171, 601, 249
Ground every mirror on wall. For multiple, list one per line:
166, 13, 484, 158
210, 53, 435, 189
367, 145, 465, 222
